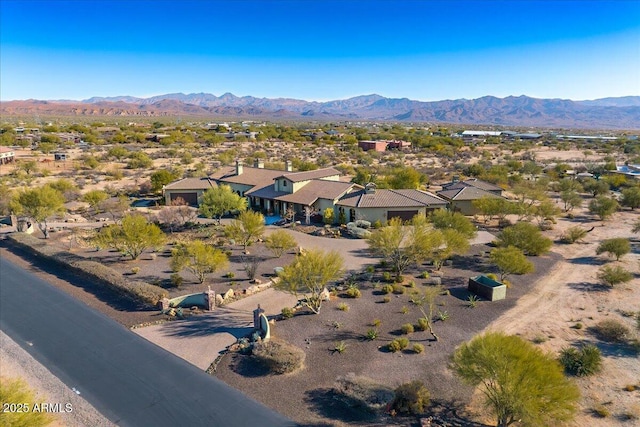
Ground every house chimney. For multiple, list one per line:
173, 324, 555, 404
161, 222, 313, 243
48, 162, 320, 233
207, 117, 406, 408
365, 182, 377, 194
285, 160, 293, 172
236, 160, 244, 175
254, 158, 264, 169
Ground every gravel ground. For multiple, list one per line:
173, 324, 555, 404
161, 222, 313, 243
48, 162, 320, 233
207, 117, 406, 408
215, 244, 561, 426
0, 330, 115, 427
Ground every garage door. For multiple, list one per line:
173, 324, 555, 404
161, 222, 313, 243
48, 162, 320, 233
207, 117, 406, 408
387, 210, 419, 221
169, 192, 198, 206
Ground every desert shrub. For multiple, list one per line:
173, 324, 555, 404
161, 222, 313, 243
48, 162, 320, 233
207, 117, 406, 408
170, 273, 183, 288
419, 271, 430, 279
412, 343, 425, 354
281, 307, 294, 319
390, 381, 430, 415
597, 265, 633, 287
373, 220, 383, 229
381, 284, 394, 294
392, 283, 406, 294
593, 319, 630, 342
382, 272, 393, 282
400, 306, 409, 314
593, 405, 611, 418
333, 373, 394, 413
371, 318, 382, 327
416, 317, 428, 331
333, 341, 347, 354
596, 238, 631, 261
437, 310, 450, 321
345, 287, 362, 298
559, 345, 602, 376
401, 323, 414, 334
0, 377, 54, 427
337, 302, 350, 311
496, 222, 552, 255
382, 296, 391, 303
131, 266, 140, 274
365, 329, 379, 340
224, 271, 235, 279
252, 339, 305, 374
388, 337, 410, 352
560, 226, 588, 244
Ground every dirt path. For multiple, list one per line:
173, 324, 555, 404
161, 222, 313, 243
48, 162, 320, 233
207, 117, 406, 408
487, 209, 640, 426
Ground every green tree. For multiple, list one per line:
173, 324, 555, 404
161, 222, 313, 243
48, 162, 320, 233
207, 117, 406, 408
274, 249, 344, 314
11, 185, 65, 239
582, 178, 610, 197
621, 186, 640, 210
387, 167, 426, 189
264, 230, 297, 258
472, 196, 514, 223
94, 214, 165, 260
588, 195, 619, 220
429, 209, 477, 239
225, 210, 265, 252
367, 216, 440, 281
532, 199, 562, 227
171, 241, 228, 283
597, 265, 633, 287
323, 207, 334, 225
82, 189, 109, 213
150, 169, 178, 193
37, 141, 57, 154
489, 246, 534, 281
127, 152, 153, 169
596, 238, 631, 261
0, 377, 54, 427
560, 190, 583, 212
17, 160, 38, 175
451, 332, 580, 427
432, 229, 470, 270
496, 222, 552, 256
199, 185, 247, 224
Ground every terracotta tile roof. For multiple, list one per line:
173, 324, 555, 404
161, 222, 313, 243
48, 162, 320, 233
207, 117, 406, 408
337, 189, 447, 209
276, 167, 341, 183
437, 186, 501, 201
442, 179, 502, 193
0, 147, 15, 153
164, 177, 216, 191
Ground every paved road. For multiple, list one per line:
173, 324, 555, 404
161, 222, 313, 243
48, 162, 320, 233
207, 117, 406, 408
0, 257, 294, 427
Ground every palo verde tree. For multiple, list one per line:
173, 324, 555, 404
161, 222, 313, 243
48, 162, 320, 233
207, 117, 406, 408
596, 238, 631, 261
597, 265, 633, 287
489, 246, 534, 282
367, 216, 441, 282
94, 214, 165, 260
621, 186, 640, 210
588, 195, 619, 220
11, 185, 66, 239
82, 189, 109, 213
199, 184, 247, 224
264, 229, 298, 258
411, 284, 444, 341
274, 249, 344, 314
225, 210, 265, 253
451, 332, 580, 427
496, 222, 552, 256
171, 240, 228, 283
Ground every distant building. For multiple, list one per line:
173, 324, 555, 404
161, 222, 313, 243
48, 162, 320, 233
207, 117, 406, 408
358, 140, 411, 152
0, 147, 15, 164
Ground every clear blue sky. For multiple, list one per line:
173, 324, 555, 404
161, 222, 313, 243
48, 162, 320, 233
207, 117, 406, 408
2, 0, 639, 101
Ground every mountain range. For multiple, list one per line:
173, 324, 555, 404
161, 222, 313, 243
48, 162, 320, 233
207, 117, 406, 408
2, 93, 639, 130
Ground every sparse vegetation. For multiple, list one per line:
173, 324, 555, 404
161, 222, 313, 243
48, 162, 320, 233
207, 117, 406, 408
252, 339, 305, 374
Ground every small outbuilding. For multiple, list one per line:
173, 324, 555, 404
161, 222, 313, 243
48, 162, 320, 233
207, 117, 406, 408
468, 275, 506, 301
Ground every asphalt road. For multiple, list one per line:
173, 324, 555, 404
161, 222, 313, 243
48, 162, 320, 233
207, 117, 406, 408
0, 257, 295, 427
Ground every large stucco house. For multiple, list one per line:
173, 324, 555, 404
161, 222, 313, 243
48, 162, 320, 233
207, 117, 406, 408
163, 159, 449, 224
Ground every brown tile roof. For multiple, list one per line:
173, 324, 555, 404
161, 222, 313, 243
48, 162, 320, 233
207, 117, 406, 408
164, 177, 216, 191
0, 147, 14, 154
276, 181, 359, 206
276, 167, 341, 183
337, 189, 447, 209
437, 186, 501, 201
442, 179, 502, 192
211, 166, 284, 187
245, 184, 287, 199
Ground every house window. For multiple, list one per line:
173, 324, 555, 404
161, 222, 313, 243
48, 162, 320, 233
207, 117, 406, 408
283, 180, 287, 187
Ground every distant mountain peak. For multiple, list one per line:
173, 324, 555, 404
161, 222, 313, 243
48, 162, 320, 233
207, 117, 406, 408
2, 93, 639, 130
